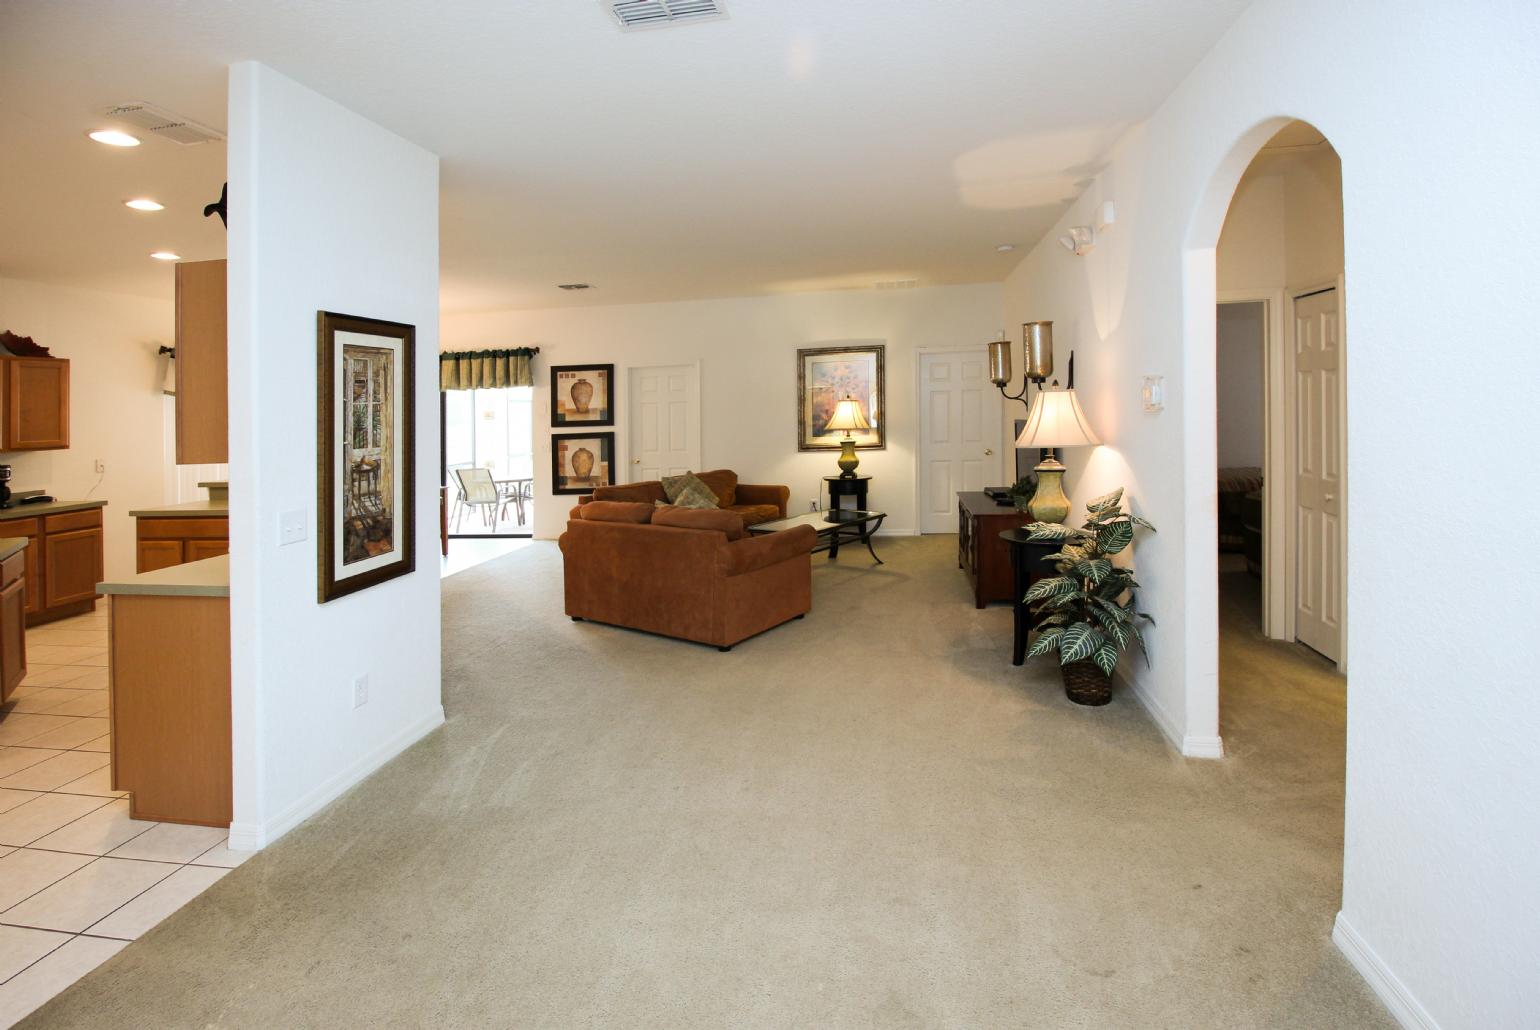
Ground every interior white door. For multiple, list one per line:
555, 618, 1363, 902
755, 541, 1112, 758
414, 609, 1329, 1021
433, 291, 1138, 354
628, 363, 700, 482
1292, 287, 1344, 661
918, 349, 1002, 533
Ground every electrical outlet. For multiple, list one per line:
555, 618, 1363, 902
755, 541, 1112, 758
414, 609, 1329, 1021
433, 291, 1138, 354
352, 674, 369, 709
278, 509, 307, 546
809, 498, 818, 512
94, 459, 106, 474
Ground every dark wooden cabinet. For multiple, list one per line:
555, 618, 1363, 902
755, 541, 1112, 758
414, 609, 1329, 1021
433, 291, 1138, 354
957, 491, 1035, 608
175, 259, 228, 464
1, 356, 70, 450
0, 547, 26, 701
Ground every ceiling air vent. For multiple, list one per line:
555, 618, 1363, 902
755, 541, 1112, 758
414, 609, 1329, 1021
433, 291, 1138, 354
875, 278, 920, 290
104, 101, 224, 145
557, 283, 592, 291
606, 0, 727, 31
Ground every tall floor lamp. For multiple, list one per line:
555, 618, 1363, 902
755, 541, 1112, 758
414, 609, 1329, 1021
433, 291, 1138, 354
1013, 388, 1101, 523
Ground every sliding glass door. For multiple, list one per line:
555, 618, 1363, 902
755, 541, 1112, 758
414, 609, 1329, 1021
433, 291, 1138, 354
441, 386, 534, 538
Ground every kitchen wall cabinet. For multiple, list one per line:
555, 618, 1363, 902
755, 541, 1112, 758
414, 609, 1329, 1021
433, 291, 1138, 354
0, 356, 70, 450
0, 546, 26, 701
175, 259, 228, 464
0, 504, 104, 626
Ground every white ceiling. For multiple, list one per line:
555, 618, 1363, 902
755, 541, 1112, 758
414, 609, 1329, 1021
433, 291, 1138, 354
0, 0, 1252, 313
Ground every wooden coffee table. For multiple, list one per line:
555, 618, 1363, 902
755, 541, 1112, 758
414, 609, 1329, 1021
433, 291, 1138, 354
747, 509, 886, 564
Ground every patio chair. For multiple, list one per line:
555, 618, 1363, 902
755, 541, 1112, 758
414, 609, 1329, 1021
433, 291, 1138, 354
453, 467, 502, 530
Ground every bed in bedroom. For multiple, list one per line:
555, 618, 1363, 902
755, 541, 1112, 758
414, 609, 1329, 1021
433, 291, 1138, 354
1218, 466, 1263, 575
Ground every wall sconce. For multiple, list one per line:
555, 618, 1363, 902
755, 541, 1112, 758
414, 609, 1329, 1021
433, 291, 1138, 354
989, 321, 1058, 410
1058, 226, 1095, 256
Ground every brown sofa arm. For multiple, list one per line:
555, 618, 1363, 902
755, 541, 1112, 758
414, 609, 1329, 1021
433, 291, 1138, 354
717, 525, 815, 577
735, 483, 789, 517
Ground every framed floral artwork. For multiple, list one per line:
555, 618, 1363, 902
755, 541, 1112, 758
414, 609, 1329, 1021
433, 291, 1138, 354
796, 344, 885, 451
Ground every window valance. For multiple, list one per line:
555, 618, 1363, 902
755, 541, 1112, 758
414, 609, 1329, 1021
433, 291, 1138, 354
438, 347, 540, 390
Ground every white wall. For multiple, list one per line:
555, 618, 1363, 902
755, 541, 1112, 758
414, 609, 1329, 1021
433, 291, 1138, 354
0, 277, 174, 580
1001, 2, 1540, 1027
226, 62, 441, 849
441, 283, 1003, 538
1215, 302, 1263, 468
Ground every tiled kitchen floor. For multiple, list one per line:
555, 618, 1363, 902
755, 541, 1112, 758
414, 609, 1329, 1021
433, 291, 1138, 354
0, 603, 248, 1027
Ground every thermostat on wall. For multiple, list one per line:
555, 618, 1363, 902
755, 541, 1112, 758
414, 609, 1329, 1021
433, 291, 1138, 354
1141, 375, 1165, 413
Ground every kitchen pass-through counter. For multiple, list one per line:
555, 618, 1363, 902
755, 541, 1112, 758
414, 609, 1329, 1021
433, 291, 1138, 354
98, 554, 230, 826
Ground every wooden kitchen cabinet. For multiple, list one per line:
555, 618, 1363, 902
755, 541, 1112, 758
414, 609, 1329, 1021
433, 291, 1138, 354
0, 356, 70, 450
0, 546, 26, 702
135, 514, 229, 573
0, 505, 105, 625
175, 259, 228, 464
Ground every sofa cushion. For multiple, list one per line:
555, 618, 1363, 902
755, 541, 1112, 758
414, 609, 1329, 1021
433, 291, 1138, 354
592, 482, 668, 505
578, 501, 655, 524
661, 472, 719, 509
694, 469, 738, 507
725, 504, 782, 527
652, 505, 745, 540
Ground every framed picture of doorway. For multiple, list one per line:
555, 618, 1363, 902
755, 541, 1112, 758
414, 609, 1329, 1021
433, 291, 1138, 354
317, 310, 417, 603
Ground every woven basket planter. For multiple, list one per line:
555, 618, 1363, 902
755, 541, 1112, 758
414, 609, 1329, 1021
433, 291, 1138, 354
1061, 661, 1112, 706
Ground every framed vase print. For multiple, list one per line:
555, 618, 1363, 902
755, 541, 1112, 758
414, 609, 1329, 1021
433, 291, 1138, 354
796, 344, 885, 451
317, 311, 416, 603
551, 364, 615, 426
551, 432, 615, 495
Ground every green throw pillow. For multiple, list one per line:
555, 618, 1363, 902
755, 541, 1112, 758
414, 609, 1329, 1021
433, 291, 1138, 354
660, 472, 719, 510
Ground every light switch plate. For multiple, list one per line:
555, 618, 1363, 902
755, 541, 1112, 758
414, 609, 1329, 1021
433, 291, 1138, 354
278, 509, 307, 546
1141, 375, 1165, 413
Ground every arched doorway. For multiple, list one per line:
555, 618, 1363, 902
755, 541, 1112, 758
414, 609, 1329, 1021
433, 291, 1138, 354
1180, 117, 1347, 753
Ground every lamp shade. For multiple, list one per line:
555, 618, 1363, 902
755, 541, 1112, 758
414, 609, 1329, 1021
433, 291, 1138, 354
1015, 388, 1100, 449
987, 338, 1011, 385
824, 396, 871, 432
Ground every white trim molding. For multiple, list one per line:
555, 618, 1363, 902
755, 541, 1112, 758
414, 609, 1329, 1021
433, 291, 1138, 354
1116, 665, 1225, 759
227, 706, 445, 852
1333, 911, 1442, 1030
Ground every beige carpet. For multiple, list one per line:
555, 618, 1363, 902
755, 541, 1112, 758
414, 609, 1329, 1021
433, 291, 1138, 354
27, 537, 1390, 1028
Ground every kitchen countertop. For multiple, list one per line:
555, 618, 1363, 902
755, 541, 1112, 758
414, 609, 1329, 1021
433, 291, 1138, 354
98, 554, 229, 598
0, 499, 108, 520
127, 500, 229, 518
0, 537, 27, 562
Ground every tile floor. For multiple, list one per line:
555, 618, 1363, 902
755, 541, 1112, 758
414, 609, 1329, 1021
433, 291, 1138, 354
0, 603, 249, 1027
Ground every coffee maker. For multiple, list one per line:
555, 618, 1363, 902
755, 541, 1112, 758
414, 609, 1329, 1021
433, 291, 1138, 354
0, 464, 10, 509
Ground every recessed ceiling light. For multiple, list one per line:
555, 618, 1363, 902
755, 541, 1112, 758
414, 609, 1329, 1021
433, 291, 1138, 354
149, 251, 181, 261
88, 129, 140, 147
996, 243, 1017, 253
125, 198, 164, 211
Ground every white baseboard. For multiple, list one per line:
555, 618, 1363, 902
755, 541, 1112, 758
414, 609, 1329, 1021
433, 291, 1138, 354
1333, 911, 1441, 1029
227, 706, 445, 852
1116, 666, 1225, 759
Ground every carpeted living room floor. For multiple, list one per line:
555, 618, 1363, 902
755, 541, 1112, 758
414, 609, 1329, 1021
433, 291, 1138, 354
25, 536, 1390, 1028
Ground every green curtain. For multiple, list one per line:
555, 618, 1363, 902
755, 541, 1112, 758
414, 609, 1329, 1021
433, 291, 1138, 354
439, 347, 539, 390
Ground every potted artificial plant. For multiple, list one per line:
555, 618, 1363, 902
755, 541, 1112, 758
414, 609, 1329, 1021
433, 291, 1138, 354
1007, 473, 1038, 512
1022, 488, 1155, 706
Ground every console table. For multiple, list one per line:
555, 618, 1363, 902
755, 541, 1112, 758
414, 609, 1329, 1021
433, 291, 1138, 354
957, 491, 1036, 608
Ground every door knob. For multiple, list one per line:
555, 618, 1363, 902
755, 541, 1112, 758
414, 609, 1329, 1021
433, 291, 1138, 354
633, 459, 641, 464
984, 448, 994, 456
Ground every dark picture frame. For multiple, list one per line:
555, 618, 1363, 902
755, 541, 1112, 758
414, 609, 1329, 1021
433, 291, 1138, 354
551, 432, 615, 495
796, 344, 885, 451
317, 311, 417, 603
550, 363, 615, 427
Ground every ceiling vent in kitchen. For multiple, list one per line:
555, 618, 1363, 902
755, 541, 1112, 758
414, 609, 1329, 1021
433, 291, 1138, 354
606, 0, 727, 31
104, 102, 225, 145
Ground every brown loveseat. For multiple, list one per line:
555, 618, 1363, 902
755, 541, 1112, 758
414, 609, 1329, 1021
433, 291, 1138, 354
560, 500, 815, 650
580, 469, 788, 527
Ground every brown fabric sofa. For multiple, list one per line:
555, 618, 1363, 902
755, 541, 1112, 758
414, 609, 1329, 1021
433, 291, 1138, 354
560, 500, 815, 651
580, 469, 788, 527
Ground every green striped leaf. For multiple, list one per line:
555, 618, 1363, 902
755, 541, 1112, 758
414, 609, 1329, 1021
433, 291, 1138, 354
1025, 522, 1092, 541
1091, 639, 1121, 676
1026, 629, 1064, 659
1096, 520, 1134, 555
1086, 488, 1124, 514
1024, 576, 1078, 602
1073, 558, 1113, 584
1058, 624, 1102, 664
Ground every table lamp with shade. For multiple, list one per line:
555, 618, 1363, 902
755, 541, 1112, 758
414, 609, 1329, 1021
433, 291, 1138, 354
824, 395, 871, 478
1014, 387, 1101, 523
